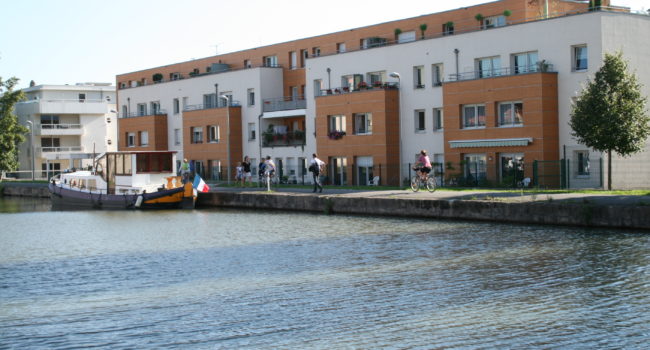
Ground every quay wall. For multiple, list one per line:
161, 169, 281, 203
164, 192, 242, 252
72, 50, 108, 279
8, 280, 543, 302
198, 192, 650, 230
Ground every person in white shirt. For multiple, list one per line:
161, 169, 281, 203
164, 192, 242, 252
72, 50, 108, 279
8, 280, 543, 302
309, 153, 326, 193
264, 156, 276, 182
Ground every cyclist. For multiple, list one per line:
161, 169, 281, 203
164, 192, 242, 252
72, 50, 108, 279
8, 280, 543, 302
413, 149, 432, 181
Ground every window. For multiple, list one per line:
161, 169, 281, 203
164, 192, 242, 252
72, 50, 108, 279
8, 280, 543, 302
330, 157, 347, 185
173, 98, 180, 114
354, 113, 372, 135
576, 151, 590, 176
573, 45, 588, 71
244, 59, 252, 68
367, 71, 385, 86
513, 51, 539, 74
290, 51, 297, 69
443, 22, 454, 35
312, 47, 320, 57
248, 122, 256, 140
220, 92, 233, 107
498, 102, 523, 126
127, 132, 135, 147
207, 125, 219, 143
483, 15, 506, 29
415, 110, 426, 132
191, 127, 203, 144
264, 55, 278, 67
150, 101, 160, 115
300, 49, 307, 67
463, 104, 486, 128
78, 93, 86, 102
432, 64, 443, 86
139, 131, 149, 146
313, 79, 323, 96
477, 56, 501, 78
433, 108, 443, 130
464, 154, 487, 182
122, 105, 127, 118
356, 156, 374, 186
40, 115, 60, 128
203, 93, 216, 108
174, 128, 181, 146
341, 74, 363, 91
247, 88, 255, 106
182, 97, 188, 110
170, 72, 181, 80
397, 31, 416, 43
137, 103, 147, 116
500, 153, 524, 184
41, 137, 60, 151
336, 42, 346, 53
328, 115, 346, 133
413, 66, 424, 88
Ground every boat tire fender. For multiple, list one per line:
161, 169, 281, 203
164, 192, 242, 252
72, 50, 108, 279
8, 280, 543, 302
135, 195, 143, 208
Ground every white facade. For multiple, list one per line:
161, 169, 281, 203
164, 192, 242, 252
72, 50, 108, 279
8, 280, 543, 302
16, 83, 117, 179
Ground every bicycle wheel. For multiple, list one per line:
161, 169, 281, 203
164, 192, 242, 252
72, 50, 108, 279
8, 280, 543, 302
410, 176, 420, 192
426, 176, 437, 192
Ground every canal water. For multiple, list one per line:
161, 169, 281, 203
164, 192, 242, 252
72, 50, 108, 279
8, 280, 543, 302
1, 197, 648, 349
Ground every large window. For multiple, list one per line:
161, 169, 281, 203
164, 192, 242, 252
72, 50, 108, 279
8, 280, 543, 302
126, 132, 135, 147
341, 74, 363, 90
289, 51, 297, 69
483, 15, 506, 29
356, 156, 374, 186
263, 55, 278, 67
464, 154, 487, 183
247, 88, 255, 106
150, 101, 160, 115
208, 125, 220, 143
476, 56, 501, 78
248, 122, 256, 141
312, 47, 321, 57
139, 131, 149, 146
367, 71, 385, 86
413, 66, 424, 88
328, 115, 346, 133
191, 127, 203, 144
513, 51, 539, 74
174, 128, 181, 146
573, 45, 588, 71
330, 157, 347, 185
498, 102, 523, 126
137, 103, 147, 116
415, 110, 426, 132
354, 113, 372, 135
463, 104, 486, 128
40, 115, 60, 128
442, 22, 454, 35
336, 42, 346, 53
432, 64, 443, 86
173, 98, 180, 114
136, 153, 173, 173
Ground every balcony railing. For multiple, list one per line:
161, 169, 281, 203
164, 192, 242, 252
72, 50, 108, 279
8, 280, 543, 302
122, 110, 168, 118
262, 96, 306, 112
40, 123, 81, 130
36, 146, 83, 154
183, 101, 241, 112
262, 131, 306, 147
447, 63, 555, 82
317, 82, 399, 96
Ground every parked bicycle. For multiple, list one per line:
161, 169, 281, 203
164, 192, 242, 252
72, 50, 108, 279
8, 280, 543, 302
410, 170, 437, 192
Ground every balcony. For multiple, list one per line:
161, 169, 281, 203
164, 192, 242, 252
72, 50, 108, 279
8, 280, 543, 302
262, 96, 306, 113
39, 123, 83, 136
121, 110, 168, 118
18, 99, 110, 115
448, 62, 555, 82
183, 101, 241, 112
262, 130, 306, 147
35, 146, 83, 158
317, 82, 399, 96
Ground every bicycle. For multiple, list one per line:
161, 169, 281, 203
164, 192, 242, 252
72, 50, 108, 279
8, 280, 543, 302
410, 171, 437, 192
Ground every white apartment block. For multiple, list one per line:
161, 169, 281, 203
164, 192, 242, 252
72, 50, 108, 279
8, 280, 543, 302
16, 83, 117, 179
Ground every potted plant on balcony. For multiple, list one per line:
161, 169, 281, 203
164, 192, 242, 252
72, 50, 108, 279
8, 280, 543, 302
444, 21, 454, 35
373, 81, 383, 88
342, 86, 350, 92
328, 130, 346, 140
419, 23, 428, 39
475, 14, 484, 28
358, 81, 368, 90
394, 28, 402, 42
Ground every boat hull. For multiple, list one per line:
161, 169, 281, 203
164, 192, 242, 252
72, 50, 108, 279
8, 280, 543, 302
49, 183, 194, 210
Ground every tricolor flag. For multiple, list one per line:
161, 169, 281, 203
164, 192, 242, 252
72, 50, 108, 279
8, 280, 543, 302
192, 175, 210, 193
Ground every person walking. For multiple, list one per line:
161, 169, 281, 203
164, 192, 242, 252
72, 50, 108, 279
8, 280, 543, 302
309, 153, 326, 193
264, 156, 276, 188
180, 158, 190, 183
241, 156, 252, 187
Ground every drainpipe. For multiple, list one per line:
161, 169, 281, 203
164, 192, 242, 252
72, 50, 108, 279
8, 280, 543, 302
258, 113, 263, 165
454, 49, 460, 80
326, 68, 331, 90
544, 0, 549, 19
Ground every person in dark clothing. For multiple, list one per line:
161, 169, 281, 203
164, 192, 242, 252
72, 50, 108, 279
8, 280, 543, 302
242, 156, 252, 187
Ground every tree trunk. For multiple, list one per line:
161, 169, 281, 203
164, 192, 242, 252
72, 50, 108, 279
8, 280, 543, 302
607, 149, 612, 190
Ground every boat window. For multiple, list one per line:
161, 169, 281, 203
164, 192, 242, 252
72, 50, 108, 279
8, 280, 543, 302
115, 154, 133, 175
136, 153, 173, 173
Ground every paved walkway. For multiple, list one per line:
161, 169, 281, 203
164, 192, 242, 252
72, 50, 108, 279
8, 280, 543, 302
212, 185, 650, 207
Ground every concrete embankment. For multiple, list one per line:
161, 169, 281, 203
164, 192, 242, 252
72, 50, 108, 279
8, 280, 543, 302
3, 183, 650, 229
198, 191, 650, 230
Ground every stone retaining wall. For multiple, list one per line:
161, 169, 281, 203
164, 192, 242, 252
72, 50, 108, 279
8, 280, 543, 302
1, 183, 50, 198
198, 192, 650, 230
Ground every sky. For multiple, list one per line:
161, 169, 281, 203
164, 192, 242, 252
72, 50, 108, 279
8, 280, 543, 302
1, 0, 647, 89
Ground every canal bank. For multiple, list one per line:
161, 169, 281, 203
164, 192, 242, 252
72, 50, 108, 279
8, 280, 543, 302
3, 182, 650, 229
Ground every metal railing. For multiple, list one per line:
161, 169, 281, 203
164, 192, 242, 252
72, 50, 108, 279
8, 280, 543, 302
183, 101, 241, 112
121, 110, 168, 118
262, 96, 307, 112
261, 131, 306, 147
447, 63, 555, 82
37, 146, 83, 153
19, 98, 109, 104
40, 123, 81, 130
317, 82, 399, 96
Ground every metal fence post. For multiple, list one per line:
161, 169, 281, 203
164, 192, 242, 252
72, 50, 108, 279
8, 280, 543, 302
533, 160, 538, 187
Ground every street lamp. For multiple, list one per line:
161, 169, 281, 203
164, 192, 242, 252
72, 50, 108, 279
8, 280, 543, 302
220, 94, 231, 184
26, 120, 35, 180
389, 72, 402, 185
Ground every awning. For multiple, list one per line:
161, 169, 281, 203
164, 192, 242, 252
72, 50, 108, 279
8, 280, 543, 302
262, 109, 307, 119
449, 138, 532, 148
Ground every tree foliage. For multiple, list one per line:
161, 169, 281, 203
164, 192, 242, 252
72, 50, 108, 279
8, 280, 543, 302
0, 77, 28, 174
569, 51, 649, 189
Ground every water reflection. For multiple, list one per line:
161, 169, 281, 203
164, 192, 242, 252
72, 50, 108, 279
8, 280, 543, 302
0, 198, 648, 349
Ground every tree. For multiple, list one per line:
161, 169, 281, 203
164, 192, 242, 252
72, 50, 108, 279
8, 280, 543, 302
569, 52, 649, 190
0, 77, 28, 178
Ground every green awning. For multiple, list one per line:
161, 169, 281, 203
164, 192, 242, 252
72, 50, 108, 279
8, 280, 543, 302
449, 138, 532, 148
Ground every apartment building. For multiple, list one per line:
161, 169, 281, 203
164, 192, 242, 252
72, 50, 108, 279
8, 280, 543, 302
16, 83, 117, 179
116, 0, 650, 188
